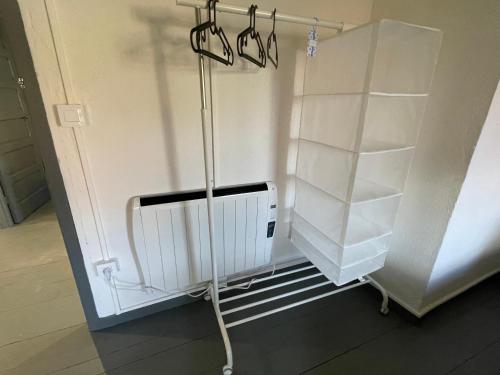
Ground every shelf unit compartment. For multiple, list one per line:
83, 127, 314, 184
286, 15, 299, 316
360, 95, 427, 152
292, 212, 392, 267
353, 148, 414, 202
301, 94, 427, 154
294, 178, 401, 247
291, 227, 388, 286
369, 20, 443, 94
297, 139, 413, 204
303, 24, 375, 96
300, 94, 363, 152
296, 140, 355, 201
294, 179, 345, 244
292, 213, 343, 265
344, 195, 401, 246
304, 20, 442, 96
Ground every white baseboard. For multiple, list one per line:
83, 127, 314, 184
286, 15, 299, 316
375, 267, 500, 318
418, 266, 500, 316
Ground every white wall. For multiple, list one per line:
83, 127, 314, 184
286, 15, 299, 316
424, 82, 500, 309
18, 0, 373, 317
371, 0, 500, 314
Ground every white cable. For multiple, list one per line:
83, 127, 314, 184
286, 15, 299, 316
101, 267, 166, 293
220, 266, 278, 293
233, 278, 257, 290
187, 287, 210, 298
101, 266, 264, 297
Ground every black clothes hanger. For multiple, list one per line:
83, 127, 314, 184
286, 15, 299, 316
237, 5, 266, 68
190, 0, 234, 66
267, 9, 278, 69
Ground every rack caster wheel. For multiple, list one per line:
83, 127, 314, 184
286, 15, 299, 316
380, 306, 389, 315
223, 365, 233, 375
203, 294, 211, 302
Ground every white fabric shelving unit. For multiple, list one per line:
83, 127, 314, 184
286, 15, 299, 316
292, 19, 442, 285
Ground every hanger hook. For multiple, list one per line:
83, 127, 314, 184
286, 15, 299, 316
271, 8, 276, 33
208, 0, 217, 34
249, 5, 257, 35
267, 8, 278, 68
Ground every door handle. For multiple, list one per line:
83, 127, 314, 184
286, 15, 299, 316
17, 77, 26, 89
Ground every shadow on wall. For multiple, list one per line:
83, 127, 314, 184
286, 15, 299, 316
121, 7, 266, 286
127, 7, 193, 192
121, 8, 189, 286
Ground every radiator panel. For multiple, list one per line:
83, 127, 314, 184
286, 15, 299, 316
133, 183, 276, 293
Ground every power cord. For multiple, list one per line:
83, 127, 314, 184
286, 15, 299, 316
101, 267, 166, 294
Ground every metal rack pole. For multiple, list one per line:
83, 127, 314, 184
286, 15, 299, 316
178, 0, 344, 31
194, 7, 233, 375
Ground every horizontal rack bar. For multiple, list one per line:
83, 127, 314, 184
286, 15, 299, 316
220, 272, 323, 304
219, 265, 316, 293
302, 92, 429, 97
176, 0, 344, 30
221, 280, 333, 316
225, 278, 371, 328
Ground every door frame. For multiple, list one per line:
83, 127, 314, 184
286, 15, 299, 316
0, 183, 13, 228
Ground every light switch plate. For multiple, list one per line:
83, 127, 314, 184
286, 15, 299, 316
56, 104, 88, 127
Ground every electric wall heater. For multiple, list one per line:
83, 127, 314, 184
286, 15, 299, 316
132, 182, 277, 293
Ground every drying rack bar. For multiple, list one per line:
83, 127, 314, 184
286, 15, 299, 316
219, 265, 316, 293
221, 280, 333, 316
224, 276, 371, 328
177, 0, 344, 31
220, 272, 323, 304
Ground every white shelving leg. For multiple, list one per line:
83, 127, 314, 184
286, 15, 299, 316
366, 276, 389, 315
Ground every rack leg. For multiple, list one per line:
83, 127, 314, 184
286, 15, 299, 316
367, 277, 389, 315
209, 284, 233, 375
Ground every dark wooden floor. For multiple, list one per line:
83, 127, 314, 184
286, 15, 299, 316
91, 265, 500, 375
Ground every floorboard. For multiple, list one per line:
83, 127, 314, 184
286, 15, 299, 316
304, 273, 500, 375
448, 339, 500, 375
0, 324, 97, 375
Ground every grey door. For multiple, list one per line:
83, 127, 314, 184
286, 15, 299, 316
0, 21, 49, 224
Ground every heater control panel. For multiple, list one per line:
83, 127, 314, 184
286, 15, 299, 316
266, 181, 278, 252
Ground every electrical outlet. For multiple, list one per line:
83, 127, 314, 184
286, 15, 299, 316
94, 258, 120, 277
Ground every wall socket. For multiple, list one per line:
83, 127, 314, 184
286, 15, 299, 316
94, 258, 120, 277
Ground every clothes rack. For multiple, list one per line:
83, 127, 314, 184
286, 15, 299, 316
176, 1, 389, 373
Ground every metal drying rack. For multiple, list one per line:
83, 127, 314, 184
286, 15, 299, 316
176, 1, 389, 373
